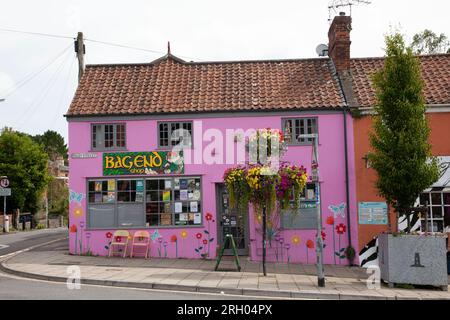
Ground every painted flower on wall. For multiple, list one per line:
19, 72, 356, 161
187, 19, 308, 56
115, 236, 122, 243
170, 235, 177, 242
306, 239, 315, 249
106, 232, 113, 239
205, 213, 213, 221
180, 230, 188, 238
326, 216, 335, 225
74, 207, 83, 217
202, 239, 208, 245
336, 223, 346, 234
69, 225, 77, 233
195, 232, 202, 239
171, 235, 178, 258
291, 235, 301, 245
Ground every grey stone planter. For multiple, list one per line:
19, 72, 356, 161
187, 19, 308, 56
378, 233, 448, 290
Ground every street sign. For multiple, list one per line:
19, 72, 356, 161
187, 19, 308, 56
0, 178, 9, 188
0, 188, 11, 196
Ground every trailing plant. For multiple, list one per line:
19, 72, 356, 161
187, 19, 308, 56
223, 166, 249, 213
245, 165, 280, 216
344, 245, 356, 263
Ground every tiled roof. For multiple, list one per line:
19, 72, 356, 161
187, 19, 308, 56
66, 55, 346, 116
350, 54, 450, 107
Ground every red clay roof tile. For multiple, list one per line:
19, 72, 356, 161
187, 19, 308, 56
66, 55, 345, 116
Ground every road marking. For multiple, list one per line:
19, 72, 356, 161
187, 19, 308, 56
0, 244, 9, 250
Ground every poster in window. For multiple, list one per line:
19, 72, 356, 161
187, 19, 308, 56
180, 190, 188, 201
188, 213, 194, 223
187, 179, 196, 190
174, 179, 180, 190
175, 202, 182, 213
190, 201, 198, 212
193, 190, 201, 201
163, 190, 171, 202
95, 182, 103, 192
106, 192, 115, 203
194, 213, 201, 224
136, 180, 144, 192
164, 179, 172, 190
94, 192, 102, 203
164, 202, 171, 213
179, 213, 188, 221
107, 179, 115, 191
161, 213, 172, 226
188, 192, 193, 199
180, 179, 188, 189
135, 192, 144, 202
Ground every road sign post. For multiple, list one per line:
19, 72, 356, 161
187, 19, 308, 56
0, 176, 10, 233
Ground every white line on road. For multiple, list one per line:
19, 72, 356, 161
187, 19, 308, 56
0, 244, 9, 250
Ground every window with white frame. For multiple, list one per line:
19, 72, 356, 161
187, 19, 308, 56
418, 191, 450, 233
282, 118, 317, 145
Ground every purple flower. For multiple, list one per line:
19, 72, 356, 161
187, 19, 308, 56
279, 237, 284, 244
284, 243, 291, 250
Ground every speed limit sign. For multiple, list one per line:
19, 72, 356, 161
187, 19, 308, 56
0, 178, 9, 188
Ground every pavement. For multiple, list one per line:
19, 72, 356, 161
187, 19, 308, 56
1, 236, 450, 300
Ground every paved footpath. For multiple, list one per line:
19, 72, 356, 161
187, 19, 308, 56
1, 238, 449, 300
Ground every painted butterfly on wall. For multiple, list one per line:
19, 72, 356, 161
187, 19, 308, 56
69, 190, 85, 204
151, 229, 161, 242
328, 202, 346, 218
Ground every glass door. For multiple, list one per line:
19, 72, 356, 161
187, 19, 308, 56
216, 184, 248, 255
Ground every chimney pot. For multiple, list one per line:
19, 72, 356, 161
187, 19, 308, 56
339, 11, 346, 16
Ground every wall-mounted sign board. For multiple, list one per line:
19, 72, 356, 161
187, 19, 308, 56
358, 202, 388, 225
103, 151, 184, 176
71, 153, 98, 159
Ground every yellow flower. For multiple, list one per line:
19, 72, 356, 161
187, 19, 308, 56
74, 207, 83, 217
292, 235, 301, 245
180, 230, 188, 239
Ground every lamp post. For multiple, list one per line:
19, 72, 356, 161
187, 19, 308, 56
298, 133, 325, 287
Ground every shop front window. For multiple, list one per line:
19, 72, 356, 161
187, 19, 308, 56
87, 176, 202, 229
281, 182, 318, 229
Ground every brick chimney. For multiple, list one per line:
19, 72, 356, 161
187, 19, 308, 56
328, 12, 352, 74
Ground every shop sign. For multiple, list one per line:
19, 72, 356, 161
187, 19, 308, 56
71, 153, 98, 159
358, 202, 388, 225
103, 151, 184, 176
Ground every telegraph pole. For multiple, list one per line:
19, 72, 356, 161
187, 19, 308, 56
75, 32, 85, 82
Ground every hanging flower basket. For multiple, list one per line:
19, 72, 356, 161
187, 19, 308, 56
223, 166, 249, 212
276, 164, 308, 211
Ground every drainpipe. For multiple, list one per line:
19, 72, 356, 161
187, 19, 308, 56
342, 106, 352, 249
334, 67, 353, 249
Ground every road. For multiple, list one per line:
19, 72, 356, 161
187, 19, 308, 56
0, 228, 283, 300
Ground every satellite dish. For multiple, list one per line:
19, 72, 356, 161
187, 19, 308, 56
316, 44, 329, 57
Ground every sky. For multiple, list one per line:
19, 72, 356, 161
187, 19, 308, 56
0, 0, 448, 143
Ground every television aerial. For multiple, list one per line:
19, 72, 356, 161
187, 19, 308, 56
328, 0, 372, 22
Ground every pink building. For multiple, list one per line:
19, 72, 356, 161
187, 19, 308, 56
66, 16, 358, 265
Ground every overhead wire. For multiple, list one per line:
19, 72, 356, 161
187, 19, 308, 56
15, 48, 73, 129
0, 43, 73, 98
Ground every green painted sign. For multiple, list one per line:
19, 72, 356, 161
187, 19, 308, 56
103, 151, 184, 176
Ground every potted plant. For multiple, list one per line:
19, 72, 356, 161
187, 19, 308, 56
369, 34, 447, 290
344, 245, 356, 266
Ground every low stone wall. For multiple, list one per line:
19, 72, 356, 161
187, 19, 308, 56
37, 216, 66, 229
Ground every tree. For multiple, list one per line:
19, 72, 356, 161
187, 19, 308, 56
33, 130, 68, 161
410, 29, 450, 54
0, 128, 52, 214
369, 33, 439, 232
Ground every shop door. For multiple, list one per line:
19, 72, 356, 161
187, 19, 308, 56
216, 184, 248, 255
